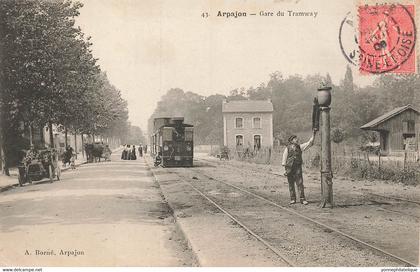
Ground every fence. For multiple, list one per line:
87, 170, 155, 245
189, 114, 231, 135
215, 144, 420, 184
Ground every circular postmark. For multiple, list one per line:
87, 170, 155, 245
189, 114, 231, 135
339, 4, 416, 74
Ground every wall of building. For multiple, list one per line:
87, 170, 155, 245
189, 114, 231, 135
42, 127, 84, 154
223, 112, 273, 149
376, 109, 418, 152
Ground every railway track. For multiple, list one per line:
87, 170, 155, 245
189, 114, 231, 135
145, 159, 294, 266
179, 175, 296, 267
171, 164, 416, 267
367, 192, 420, 205
375, 206, 420, 220
198, 157, 420, 218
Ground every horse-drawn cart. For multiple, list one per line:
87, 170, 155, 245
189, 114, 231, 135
84, 143, 112, 163
18, 148, 61, 186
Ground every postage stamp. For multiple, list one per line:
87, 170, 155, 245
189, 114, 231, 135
339, 3, 416, 74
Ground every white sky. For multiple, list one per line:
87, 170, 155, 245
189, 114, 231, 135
76, 0, 383, 131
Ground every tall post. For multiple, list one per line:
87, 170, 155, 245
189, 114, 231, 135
317, 86, 333, 208
320, 106, 333, 208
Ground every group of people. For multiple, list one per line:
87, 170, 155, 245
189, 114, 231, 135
62, 146, 76, 169
121, 144, 147, 160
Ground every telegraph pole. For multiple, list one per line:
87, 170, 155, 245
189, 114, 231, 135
317, 86, 333, 208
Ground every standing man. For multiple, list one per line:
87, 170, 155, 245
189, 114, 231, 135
282, 131, 315, 205
138, 145, 143, 157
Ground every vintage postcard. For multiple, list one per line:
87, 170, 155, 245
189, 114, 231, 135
0, 0, 419, 270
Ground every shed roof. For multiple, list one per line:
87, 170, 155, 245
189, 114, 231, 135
222, 100, 273, 113
360, 104, 419, 130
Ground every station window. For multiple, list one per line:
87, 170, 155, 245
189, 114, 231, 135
236, 135, 244, 146
254, 135, 261, 150
235, 117, 243, 128
253, 117, 261, 128
403, 120, 415, 133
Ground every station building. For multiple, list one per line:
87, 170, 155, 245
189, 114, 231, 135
222, 100, 273, 150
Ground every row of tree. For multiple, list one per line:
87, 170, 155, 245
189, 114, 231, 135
0, 0, 132, 173
149, 65, 419, 146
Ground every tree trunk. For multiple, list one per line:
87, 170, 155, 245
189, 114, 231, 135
1, 136, 9, 176
48, 122, 54, 148
74, 132, 78, 159
92, 134, 95, 143
0, 139, 3, 174
0, 124, 4, 173
0, 119, 9, 175
29, 125, 33, 146
41, 127, 46, 147
64, 126, 68, 148
81, 133, 85, 158
3, 156, 9, 176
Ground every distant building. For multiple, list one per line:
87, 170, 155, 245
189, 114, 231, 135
222, 100, 273, 150
360, 104, 419, 155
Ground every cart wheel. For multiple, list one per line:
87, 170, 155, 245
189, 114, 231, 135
49, 165, 54, 183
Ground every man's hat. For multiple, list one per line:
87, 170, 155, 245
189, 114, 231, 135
288, 135, 297, 143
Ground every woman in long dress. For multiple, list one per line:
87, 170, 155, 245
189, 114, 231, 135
131, 145, 137, 160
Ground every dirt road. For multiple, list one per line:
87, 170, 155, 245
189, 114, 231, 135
0, 154, 194, 266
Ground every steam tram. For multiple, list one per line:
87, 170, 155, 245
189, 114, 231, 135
151, 117, 194, 167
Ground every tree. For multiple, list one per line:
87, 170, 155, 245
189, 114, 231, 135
126, 125, 146, 144
331, 128, 345, 144
342, 65, 354, 93
325, 73, 332, 86
148, 88, 224, 145
0, 0, 131, 171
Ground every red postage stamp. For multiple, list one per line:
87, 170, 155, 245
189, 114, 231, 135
358, 4, 416, 74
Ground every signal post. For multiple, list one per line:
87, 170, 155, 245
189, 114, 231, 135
317, 86, 333, 208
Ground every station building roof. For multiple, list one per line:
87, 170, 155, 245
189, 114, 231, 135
222, 100, 273, 113
360, 104, 419, 130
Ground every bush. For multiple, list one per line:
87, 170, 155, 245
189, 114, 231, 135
346, 162, 419, 185
325, 155, 419, 185
311, 153, 320, 168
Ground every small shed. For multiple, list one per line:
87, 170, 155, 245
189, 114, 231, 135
360, 105, 420, 155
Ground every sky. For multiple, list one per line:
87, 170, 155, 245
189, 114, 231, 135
76, 0, 384, 132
